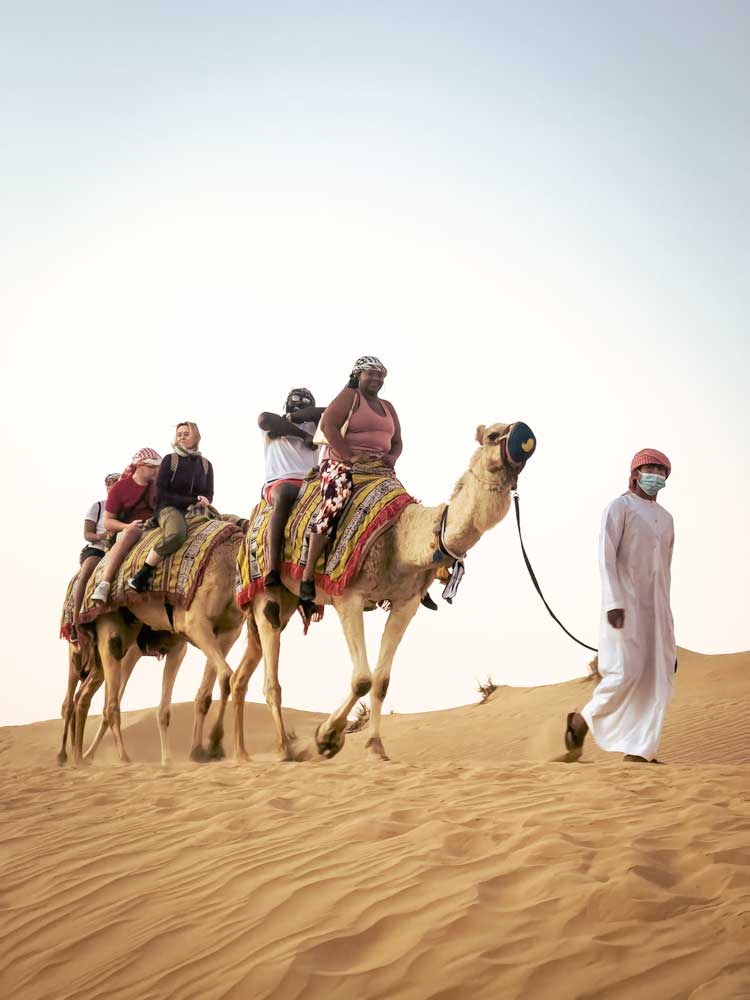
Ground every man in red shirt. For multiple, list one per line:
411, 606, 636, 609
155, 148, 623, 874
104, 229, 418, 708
90, 447, 162, 604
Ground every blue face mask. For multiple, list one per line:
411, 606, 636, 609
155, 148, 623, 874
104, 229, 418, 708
639, 473, 666, 496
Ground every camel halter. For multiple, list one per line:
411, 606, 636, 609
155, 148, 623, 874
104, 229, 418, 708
512, 490, 597, 653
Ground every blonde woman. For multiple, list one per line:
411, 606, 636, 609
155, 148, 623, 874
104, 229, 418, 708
128, 422, 214, 592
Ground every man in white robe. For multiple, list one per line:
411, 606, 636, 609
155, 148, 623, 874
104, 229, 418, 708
565, 448, 676, 763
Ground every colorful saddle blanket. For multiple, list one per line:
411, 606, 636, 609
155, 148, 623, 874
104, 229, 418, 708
60, 573, 79, 642
236, 462, 415, 608
72, 515, 242, 631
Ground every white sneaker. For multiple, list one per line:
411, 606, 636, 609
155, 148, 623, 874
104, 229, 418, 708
91, 580, 111, 604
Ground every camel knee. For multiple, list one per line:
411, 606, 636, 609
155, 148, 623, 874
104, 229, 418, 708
196, 692, 212, 716
353, 678, 372, 698
108, 635, 124, 661
374, 676, 390, 701
158, 707, 171, 729
219, 673, 231, 700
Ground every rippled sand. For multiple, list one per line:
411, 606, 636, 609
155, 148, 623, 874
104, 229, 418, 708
1, 649, 748, 999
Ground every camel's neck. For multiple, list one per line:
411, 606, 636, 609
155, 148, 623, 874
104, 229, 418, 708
395, 459, 514, 570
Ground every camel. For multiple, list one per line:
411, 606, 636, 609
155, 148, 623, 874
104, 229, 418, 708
70, 533, 247, 765
232, 421, 535, 762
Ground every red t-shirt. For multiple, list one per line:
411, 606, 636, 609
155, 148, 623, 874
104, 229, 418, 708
105, 477, 155, 523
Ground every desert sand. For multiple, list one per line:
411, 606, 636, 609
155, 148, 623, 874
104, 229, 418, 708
1, 647, 748, 1000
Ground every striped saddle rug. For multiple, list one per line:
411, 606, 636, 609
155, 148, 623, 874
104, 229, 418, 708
236, 462, 415, 609
66, 515, 242, 635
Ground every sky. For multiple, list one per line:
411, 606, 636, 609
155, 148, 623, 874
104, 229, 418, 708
1, 1, 748, 728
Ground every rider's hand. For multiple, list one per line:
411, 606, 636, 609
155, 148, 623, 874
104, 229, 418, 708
607, 608, 625, 629
196, 496, 210, 507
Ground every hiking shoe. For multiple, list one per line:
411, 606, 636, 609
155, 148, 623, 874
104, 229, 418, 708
420, 592, 438, 611
299, 579, 316, 603
127, 565, 154, 593
91, 580, 111, 604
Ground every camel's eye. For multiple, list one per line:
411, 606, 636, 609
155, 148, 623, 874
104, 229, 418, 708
487, 432, 500, 443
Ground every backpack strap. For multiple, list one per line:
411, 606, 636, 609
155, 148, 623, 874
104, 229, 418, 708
170, 453, 179, 482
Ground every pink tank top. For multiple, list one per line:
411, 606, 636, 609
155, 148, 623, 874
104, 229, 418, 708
343, 390, 395, 456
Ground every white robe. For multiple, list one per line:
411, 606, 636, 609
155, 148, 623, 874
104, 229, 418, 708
581, 492, 676, 760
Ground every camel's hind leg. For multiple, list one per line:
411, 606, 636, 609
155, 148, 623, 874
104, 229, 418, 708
83, 645, 141, 761
96, 619, 140, 764
157, 640, 188, 766
72, 663, 104, 765
315, 596, 370, 759
58, 643, 83, 765
186, 620, 241, 762
230, 616, 263, 762
206, 625, 243, 760
366, 595, 421, 760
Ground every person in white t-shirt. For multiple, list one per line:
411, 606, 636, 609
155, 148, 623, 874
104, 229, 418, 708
257, 388, 325, 615
70, 472, 120, 641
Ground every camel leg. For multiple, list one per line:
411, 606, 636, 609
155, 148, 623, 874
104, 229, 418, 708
58, 644, 83, 765
256, 603, 299, 761
72, 665, 104, 765
230, 616, 263, 762
207, 626, 243, 760
156, 641, 187, 766
95, 621, 140, 764
189, 660, 216, 762
83, 645, 141, 761
315, 596, 370, 759
366, 595, 421, 760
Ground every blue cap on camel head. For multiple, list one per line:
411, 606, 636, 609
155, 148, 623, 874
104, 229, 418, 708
506, 422, 537, 468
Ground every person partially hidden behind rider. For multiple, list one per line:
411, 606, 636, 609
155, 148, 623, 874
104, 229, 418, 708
90, 447, 162, 604
258, 388, 325, 592
70, 472, 121, 640
299, 356, 404, 604
127, 421, 213, 592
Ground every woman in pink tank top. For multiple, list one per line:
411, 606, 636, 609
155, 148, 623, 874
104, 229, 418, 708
300, 356, 402, 603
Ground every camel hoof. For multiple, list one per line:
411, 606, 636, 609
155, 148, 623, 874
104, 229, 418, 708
208, 741, 225, 761
57, 751, 68, 766
365, 737, 390, 761
189, 745, 209, 763
234, 750, 250, 763
315, 723, 345, 760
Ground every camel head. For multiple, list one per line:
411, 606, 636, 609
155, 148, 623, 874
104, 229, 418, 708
474, 421, 537, 486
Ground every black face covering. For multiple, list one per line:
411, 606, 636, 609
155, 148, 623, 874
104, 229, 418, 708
284, 388, 315, 413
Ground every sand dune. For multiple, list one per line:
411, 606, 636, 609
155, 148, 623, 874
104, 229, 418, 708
1, 648, 748, 999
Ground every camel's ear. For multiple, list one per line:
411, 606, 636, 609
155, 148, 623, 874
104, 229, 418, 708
475, 424, 486, 445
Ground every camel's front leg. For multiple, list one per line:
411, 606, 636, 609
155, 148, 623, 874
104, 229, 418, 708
58, 643, 83, 765
367, 594, 421, 760
156, 641, 187, 766
83, 644, 141, 761
230, 616, 263, 762
190, 660, 216, 762
316, 596, 370, 759
207, 625, 243, 759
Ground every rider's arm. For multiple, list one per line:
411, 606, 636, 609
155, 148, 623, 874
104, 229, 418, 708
258, 412, 312, 439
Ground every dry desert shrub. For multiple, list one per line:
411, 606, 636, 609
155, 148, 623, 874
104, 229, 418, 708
477, 676, 498, 704
345, 701, 370, 733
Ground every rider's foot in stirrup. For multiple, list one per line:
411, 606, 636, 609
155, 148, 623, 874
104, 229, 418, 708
91, 580, 111, 604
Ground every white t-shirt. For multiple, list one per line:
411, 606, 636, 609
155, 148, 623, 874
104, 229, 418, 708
85, 498, 107, 547
263, 421, 319, 485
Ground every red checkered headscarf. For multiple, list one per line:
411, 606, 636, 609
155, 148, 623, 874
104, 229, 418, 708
121, 447, 162, 480
629, 448, 671, 490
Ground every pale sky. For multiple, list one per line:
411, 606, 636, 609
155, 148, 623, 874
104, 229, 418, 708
1, 2, 748, 728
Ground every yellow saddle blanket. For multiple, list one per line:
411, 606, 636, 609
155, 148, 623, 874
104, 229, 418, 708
74, 514, 242, 630
236, 462, 415, 608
